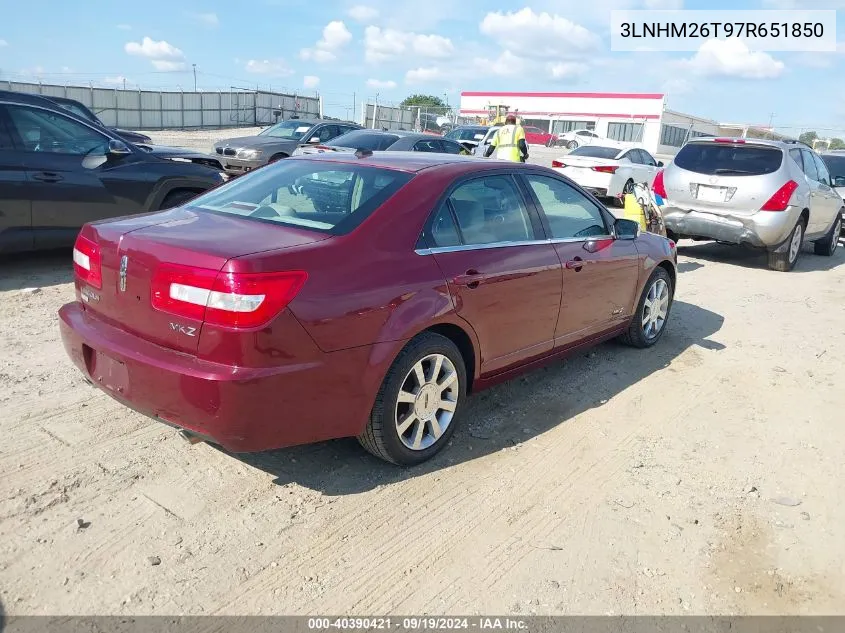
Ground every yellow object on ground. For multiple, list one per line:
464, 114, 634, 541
622, 193, 648, 231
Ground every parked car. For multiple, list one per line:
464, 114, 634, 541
523, 125, 556, 147
552, 145, 664, 206
559, 129, 604, 150
473, 125, 501, 156
0, 90, 153, 145
444, 125, 489, 150
292, 129, 472, 156
0, 92, 227, 253
59, 151, 677, 466
819, 150, 845, 233
656, 137, 842, 271
213, 118, 362, 175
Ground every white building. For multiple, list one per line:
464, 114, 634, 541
459, 91, 781, 157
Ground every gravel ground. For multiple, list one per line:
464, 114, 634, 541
1, 129, 844, 616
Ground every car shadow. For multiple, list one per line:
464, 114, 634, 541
678, 236, 845, 273
0, 249, 73, 292
677, 261, 705, 273
232, 300, 725, 495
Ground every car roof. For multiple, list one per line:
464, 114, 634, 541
289, 150, 535, 175
0, 90, 112, 130
684, 136, 806, 149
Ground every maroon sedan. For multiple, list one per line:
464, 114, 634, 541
60, 151, 677, 466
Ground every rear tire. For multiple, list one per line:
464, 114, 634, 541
567, 140, 578, 150
619, 267, 674, 349
768, 219, 805, 272
159, 190, 198, 210
358, 333, 467, 466
813, 215, 841, 256
614, 179, 634, 208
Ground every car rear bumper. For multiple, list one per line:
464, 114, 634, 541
662, 205, 800, 248
59, 302, 380, 453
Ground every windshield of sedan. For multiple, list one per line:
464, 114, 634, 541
258, 120, 314, 139
326, 130, 399, 151
445, 128, 487, 141
187, 160, 413, 234
569, 146, 621, 159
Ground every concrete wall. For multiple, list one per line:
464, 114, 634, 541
4, 80, 321, 130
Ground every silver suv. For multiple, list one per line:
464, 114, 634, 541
654, 137, 843, 271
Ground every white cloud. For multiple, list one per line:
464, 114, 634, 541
191, 12, 220, 27
103, 75, 131, 86
348, 5, 379, 22
125, 37, 187, 71
116, 24, 131, 31
303, 75, 320, 89
300, 21, 352, 63
547, 61, 589, 79
244, 58, 295, 76
762, 0, 845, 7
479, 8, 600, 59
364, 26, 454, 62
367, 78, 398, 88
472, 50, 528, 77
661, 77, 693, 95
405, 67, 442, 84
677, 39, 785, 79
644, 0, 683, 7
0, 39, 8, 47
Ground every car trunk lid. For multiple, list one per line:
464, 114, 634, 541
78, 208, 327, 354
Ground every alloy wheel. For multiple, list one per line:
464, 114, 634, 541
394, 354, 459, 451
642, 278, 670, 339
789, 223, 803, 263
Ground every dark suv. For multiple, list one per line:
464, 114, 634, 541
0, 92, 227, 253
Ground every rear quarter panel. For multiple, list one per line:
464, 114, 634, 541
633, 232, 677, 305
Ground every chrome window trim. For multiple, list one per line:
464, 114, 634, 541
415, 234, 616, 256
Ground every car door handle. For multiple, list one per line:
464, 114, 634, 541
454, 269, 483, 289
566, 258, 585, 270
32, 172, 63, 183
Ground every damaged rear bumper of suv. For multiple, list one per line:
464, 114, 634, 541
662, 205, 801, 248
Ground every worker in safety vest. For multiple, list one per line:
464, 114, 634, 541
484, 113, 528, 162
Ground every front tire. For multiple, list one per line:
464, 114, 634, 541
620, 268, 674, 348
768, 219, 805, 272
358, 333, 467, 466
813, 215, 841, 256
567, 140, 578, 150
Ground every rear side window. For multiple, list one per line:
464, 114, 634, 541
674, 142, 784, 176
189, 161, 412, 235
811, 152, 831, 185
800, 149, 819, 181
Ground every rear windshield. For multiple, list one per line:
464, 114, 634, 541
821, 154, 845, 181
187, 160, 412, 235
327, 130, 399, 151
445, 128, 487, 141
569, 146, 620, 159
674, 142, 783, 176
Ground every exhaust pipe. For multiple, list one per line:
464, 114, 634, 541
178, 429, 205, 445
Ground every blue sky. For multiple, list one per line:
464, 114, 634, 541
1, 0, 844, 136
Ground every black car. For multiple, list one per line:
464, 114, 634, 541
0, 90, 153, 144
0, 92, 227, 253
293, 129, 474, 156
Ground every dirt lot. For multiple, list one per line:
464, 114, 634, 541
1, 132, 844, 616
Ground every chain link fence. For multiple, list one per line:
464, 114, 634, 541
362, 102, 478, 134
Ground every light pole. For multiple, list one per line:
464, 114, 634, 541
192, 64, 197, 91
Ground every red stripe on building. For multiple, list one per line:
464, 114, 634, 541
460, 91, 665, 100
459, 109, 661, 120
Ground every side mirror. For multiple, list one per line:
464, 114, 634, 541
107, 139, 132, 156
308, 136, 321, 144
614, 218, 640, 240
657, 161, 665, 167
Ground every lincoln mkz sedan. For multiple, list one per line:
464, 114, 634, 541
59, 152, 678, 465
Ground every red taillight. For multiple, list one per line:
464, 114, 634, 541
551, 160, 566, 168
652, 169, 667, 198
151, 264, 308, 329
592, 165, 618, 173
72, 234, 102, 289
714, 138, 745, 144
761, 180, 798, 212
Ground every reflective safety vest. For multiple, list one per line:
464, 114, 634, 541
491, 124, 525, 162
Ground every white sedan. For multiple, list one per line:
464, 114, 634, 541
552, 145, 664, 207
